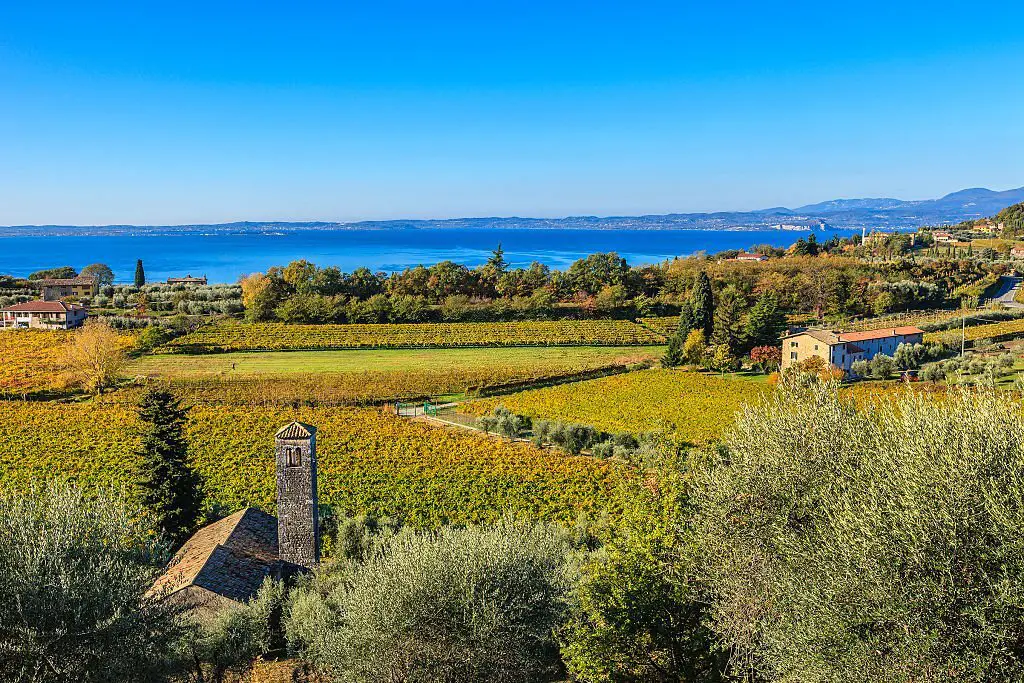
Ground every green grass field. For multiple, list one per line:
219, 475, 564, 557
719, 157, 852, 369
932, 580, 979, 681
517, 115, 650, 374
129, 346, 662, 377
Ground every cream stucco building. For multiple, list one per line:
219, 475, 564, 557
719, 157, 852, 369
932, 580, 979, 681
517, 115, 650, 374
781, 326, 925, 375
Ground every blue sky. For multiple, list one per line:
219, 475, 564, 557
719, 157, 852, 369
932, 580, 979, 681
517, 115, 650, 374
1, 1, 1022, 225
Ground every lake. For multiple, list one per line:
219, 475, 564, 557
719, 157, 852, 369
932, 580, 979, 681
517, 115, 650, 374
0, 227, 860, 284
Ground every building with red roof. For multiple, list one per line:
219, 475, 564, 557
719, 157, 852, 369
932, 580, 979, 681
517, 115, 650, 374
780, 325, 924, 376
0, 300, 89, 329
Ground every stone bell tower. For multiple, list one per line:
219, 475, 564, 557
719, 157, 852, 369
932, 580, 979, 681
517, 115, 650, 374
274, 421, 319, 567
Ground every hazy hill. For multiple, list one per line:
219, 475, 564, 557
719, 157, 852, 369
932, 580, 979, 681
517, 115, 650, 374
3, 186, 1023, 237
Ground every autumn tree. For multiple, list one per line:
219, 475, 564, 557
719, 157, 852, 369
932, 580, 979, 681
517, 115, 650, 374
240, 272, 276, 322
63, 319, 128, 393
682, 329, 708, 367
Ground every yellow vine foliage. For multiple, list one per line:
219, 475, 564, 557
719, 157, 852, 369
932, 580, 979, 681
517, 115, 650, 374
0, 330, 72, 395
0, 402, 626, 527
465, 369, 769, 444
0, 329, 137, 396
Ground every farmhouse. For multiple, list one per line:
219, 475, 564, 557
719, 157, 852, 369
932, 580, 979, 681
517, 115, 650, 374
34, 276, 99, 300
150, 422, 320, 613
730, 253, 768, 262
1010, 246, 1024, 259
167, 274, 208, 286
0, 300, 88, 329
781, 325, 924, 375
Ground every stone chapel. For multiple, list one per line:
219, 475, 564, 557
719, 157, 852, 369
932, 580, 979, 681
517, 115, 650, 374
150, 421, 320, 612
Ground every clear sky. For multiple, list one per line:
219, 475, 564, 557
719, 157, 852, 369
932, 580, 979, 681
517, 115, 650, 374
1, 1, 1022, 225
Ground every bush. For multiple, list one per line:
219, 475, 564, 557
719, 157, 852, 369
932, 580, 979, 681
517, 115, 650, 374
562, 475, 728, 683
286, 520, 573, 683
869, 353, 896, 379
693, 384, 1024, 681
0, 481, 182, 682
179, 578, 286, 683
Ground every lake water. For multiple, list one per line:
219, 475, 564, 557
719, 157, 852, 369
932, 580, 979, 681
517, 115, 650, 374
0, 227, 860, 284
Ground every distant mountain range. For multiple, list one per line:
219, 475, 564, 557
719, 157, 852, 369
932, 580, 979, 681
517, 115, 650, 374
3, 186, 1023, 237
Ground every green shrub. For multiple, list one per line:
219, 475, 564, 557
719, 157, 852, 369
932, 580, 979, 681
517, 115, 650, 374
693, 383, 1024, 681
286, 520, 573, 683
0, 481, 182, 682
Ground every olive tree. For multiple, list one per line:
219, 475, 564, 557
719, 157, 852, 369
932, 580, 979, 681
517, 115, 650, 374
286, 520, 573, 683
561, 474, 729, 683
692, 382, 1024, 682
0, 481, 183, 682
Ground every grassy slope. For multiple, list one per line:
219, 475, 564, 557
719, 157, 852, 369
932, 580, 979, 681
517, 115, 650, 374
128, 346, 663, 377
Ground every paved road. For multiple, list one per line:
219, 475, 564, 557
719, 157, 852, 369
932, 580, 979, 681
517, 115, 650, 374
992, 276, 1024, 308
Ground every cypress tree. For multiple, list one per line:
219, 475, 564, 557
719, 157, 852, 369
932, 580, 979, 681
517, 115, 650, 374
136, 389, 202, 545
711, 286, 745, 356
676, 298, 696, 335
134, 259, 146, 287
690, 271, 714, 337
662, 332, 685, 367
744, 292, 786, 350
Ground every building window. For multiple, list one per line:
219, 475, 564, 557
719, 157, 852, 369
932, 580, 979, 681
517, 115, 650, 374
790, 351, 798, 360
814, 344, 819, 351
790, 341, 798, 348
286, 447, 301, 467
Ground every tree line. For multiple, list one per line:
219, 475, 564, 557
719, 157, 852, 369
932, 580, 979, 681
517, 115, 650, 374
236, 246, 995, 326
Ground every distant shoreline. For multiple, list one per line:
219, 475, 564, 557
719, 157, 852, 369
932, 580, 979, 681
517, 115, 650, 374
2, 185, 1020, 237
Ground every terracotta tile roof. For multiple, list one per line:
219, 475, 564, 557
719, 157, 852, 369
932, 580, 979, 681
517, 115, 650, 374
837, 326, 925, 343
34, 277, 97, 286
276, 421, 316, 439
781, 328, 842, 345
150, 508, 279, 604
0, 300, 75, 313
782, 326, 923, 346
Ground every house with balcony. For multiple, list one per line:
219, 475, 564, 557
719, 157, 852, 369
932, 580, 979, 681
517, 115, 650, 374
0, 300, 89, 329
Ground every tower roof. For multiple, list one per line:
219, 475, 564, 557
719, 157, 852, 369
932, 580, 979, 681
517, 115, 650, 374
149, 508, 279, 605
275, 421, 316, 439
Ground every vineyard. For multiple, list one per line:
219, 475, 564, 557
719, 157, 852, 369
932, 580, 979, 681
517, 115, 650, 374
0, 402, 626, 526
1, 329, 138, 397
0, 330, 72, 395
463, 369, 769, 444
160, 320, 667, 353
925, 318, 1024, 344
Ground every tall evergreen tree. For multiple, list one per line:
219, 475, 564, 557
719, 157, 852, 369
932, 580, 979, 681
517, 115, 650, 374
690, 271, 714, 337
676, 298, 696, 335
744, 292, 786, 351
487, 243, 508, 275
662, 332, 685, 368
134, 259, 146, 287
136, 389, 202, 545
711, 286, 745, 356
